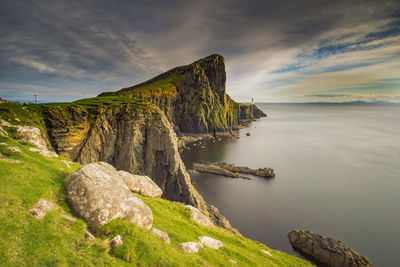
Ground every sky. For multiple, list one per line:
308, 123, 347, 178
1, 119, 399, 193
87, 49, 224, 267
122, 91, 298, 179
0, 0, 400, 103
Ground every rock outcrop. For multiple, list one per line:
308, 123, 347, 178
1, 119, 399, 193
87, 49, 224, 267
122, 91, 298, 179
288, 230, 374, 267
64, 162, 153, 232
119, 171, 163, 198
193, 161, 275, 178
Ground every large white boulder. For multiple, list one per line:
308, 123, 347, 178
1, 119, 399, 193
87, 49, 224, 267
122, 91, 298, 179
118, 171, 163, 198
64, 162, 153, 232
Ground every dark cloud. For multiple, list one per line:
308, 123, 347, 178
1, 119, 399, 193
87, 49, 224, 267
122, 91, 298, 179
0, 0, 399, 102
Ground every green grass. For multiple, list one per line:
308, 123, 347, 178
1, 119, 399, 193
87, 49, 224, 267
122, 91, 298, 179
117, 75, 181, 95
0, 134, 312, 266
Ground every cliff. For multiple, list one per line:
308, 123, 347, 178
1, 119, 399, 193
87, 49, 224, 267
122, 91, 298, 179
99, 54, 265, 134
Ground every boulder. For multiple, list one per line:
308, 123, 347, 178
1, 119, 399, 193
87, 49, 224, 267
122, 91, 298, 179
198, 236, 223, 249
28, 198, 56, 220
110, 235, 123, 249
64, 162, 153, 232
152, 228, 170, 244
288, 230, 374, 267
119, 171, 163, 198
184, 205, 214, 228
178, 242, 203, 253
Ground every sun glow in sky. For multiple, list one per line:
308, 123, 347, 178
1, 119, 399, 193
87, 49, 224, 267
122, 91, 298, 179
1, 0, 399, 103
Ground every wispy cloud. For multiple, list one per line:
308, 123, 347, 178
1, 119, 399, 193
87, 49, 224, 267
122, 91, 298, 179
0, 0, 399, 102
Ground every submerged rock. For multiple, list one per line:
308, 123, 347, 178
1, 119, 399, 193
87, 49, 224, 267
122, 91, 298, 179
119, 171, 163, 198
178, 242, 203, 253
288, 230, 374, 267
64, 162, 153, 232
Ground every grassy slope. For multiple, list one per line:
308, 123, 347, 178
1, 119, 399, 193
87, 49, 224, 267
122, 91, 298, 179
0, 103, 312, 266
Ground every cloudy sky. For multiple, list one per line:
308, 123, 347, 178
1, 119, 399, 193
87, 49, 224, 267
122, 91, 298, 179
1, 0, 399, 103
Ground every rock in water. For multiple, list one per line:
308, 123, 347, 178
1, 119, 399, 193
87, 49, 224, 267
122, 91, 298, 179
288, 230, 374, 267
64, 162, 153, 232
119, 171, 163, 198
178, 242, 203, 253
152, 228, 171, 244
198, 236, 223, 249
184, 205, 214, 228
28, 198, 56, 220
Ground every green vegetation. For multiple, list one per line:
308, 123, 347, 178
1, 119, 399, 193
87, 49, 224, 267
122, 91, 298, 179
117, 75, 181, 96
0, 134, 312, 266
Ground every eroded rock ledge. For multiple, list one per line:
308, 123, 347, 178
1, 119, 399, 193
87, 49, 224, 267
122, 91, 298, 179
288, 230, 374, 267
192, 161, 275, 179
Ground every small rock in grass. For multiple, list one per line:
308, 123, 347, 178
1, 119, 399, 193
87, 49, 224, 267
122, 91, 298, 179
110, 235, 123, 249
84, 230, 95, 240
184, 205, 214, 228
229, 259, 238, 264
178, 242, 203, 253
0, 143, 7, 146
152, 228, 170, 244
261, 249, 272, 256
6, 146, 21, 153
29, 147, 40, 152
61, 214, 77, 223
0, 158, 21, 163
28, 198, 55, 220
61, 160, 72, 168
198, 236, 223, 249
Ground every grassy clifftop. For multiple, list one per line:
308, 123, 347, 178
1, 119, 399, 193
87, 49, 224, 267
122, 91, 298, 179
0, 134, 312, 266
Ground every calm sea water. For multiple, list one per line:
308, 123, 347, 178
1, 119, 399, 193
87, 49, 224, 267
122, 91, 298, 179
181, 104, 400, 267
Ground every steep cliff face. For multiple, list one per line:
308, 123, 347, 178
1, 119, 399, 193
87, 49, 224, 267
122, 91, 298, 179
41, 99, 236, 231
44, 102, 204, 208
99, 54, 262, 134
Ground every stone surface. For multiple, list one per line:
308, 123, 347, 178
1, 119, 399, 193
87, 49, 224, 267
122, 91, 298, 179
28, 198, 56, 220
0, 126, 7, 137
261, 249, 273, 256
184, 205, 214, 228
6, 146, 21, 153
84, 230, 95, 240
14, 125, 58, 157
119, 171, 163, 198
0, 158, 21, 163
288, 230, 374, 267
110, 235, 123, 249
229, 259, 238, 264
198, 236, 223, 249
194, 161, 275, 178
61, 214, 77, 223
152, 228, 170, 244
64, 162, 153, 232
178, 242, 203, 254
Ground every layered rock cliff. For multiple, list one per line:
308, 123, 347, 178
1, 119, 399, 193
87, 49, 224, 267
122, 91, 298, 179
99, 54, 265, 134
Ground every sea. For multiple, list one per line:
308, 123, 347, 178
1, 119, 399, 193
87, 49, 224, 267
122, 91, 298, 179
181, 103, 400, 267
